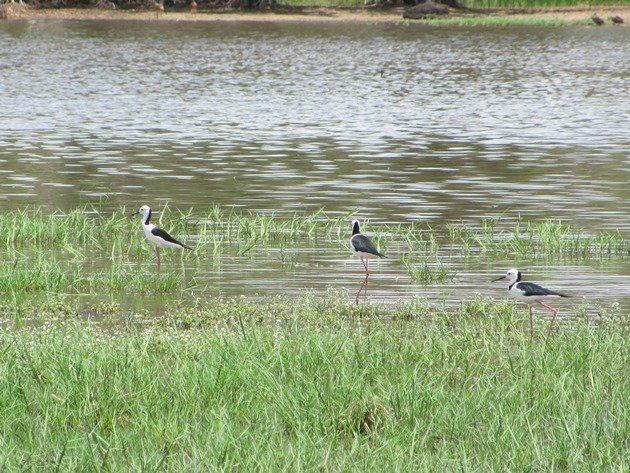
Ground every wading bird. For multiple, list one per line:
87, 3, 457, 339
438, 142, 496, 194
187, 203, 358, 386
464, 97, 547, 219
154, 0, 165, 18
610, 15, 624, 24
493, 268, 569, 339
350, 219, 385, 302
131, 205, 191, 274
591, 14, 605, 25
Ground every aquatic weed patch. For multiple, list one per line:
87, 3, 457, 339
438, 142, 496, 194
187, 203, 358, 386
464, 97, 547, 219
448, 218, 628, 257
0, 257, 185, 295
0, 207, 101, 247
401, 255, 453, 284
1, 206, 627, 257
0, 205, 355, 251
1, 208, 628, 297
0, 295, 627, 471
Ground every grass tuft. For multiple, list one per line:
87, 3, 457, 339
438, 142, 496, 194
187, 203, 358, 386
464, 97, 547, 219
401, 255, 453, 284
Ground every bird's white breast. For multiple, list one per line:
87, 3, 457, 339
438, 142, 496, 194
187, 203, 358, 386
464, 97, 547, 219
508, 286, 531, 302
143, 223, 163, 247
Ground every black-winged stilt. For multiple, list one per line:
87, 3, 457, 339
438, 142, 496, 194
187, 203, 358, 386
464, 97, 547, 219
493, 268, 570, 339
131, 205, 191, 274
350, 219, 385, 302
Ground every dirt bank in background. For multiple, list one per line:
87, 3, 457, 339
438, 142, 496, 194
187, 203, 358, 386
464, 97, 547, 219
1, 4, 629, 23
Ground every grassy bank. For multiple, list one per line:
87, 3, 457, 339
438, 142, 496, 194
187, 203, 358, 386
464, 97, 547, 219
459, 0, 623, 7
420, 15, 575, 26
0, 293, 627, 470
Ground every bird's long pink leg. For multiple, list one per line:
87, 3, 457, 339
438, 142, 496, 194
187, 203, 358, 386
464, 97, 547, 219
156, 247, 161, 274
360, 257, 369, 277
529, 306, 534, 341
355, 275, 368, 305
355, 257, 371, 304
539, 301, 559, 336
363, 273, 369, 301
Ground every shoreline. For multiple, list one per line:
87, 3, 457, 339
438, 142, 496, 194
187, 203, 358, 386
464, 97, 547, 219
2, 4, 629, 24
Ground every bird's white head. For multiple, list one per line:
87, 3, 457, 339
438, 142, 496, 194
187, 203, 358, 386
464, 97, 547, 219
132, 205, 152, 225
351, 219, 361, 235
493, 268, 521, 284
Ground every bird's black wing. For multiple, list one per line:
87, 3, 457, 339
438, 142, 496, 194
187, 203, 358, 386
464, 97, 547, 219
351, 234, 385, 257
517, 282, 568, 297
151, 227, 192, 249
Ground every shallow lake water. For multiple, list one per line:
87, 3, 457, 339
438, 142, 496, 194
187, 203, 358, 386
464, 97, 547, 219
1, 19, 629, 313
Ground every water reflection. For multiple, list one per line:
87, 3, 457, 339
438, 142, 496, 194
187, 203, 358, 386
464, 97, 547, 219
0, 20, 628, 309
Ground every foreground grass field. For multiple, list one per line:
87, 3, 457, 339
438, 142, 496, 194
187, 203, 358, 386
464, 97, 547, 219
0, 294, 627, 470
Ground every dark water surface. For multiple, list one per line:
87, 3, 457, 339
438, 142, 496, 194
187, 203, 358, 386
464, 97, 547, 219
1, 20, 629, 311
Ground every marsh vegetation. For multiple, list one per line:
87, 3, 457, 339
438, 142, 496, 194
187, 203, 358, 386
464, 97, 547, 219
0, 206, 627, 296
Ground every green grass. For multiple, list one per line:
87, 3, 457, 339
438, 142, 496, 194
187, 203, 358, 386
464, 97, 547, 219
1, 207, 627, 259
401, 255, 452, 284
419, 14, 577, 26
0, 255, 185, 295
447, 218, 628, 256
0, 292, 627, 470
283, 0, 364, 7
0, 208, 628, 298
281, 0, 624, 10
0, 205, 356, 253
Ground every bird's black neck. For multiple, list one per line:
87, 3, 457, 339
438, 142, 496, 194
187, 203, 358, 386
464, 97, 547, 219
352, 221, 360, 236
509, 272, 522, 291
143, 209, 152, 225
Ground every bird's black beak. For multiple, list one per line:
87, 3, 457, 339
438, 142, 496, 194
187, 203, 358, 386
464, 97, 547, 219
128, 211, 138, 218
492, 275, 507, 282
